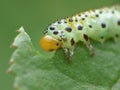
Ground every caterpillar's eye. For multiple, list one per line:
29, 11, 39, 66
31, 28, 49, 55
40, 35, 62, 52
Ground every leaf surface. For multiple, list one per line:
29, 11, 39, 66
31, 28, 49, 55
8, 27, 120, 90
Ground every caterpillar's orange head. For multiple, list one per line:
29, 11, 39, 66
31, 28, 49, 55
40, 35, 62, 52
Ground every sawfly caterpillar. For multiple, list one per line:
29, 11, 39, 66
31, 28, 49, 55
40, 5, 120, 62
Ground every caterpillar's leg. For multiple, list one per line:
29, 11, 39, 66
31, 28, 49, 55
63, 48, 69, 59
69, 46, 75, 63
83, 34, 95, 56
114, 34, 120, 42
63, 46, 74, 63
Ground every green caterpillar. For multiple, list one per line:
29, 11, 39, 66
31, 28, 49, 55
40, 5, 120, 62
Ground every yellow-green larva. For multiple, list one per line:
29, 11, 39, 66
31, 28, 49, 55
40, 5, 120, 61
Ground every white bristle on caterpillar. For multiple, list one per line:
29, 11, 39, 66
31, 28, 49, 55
40, 5, 120, 62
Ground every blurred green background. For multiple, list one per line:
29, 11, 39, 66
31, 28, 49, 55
0, 0, 119, 90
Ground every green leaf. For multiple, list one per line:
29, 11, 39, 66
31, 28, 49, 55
8, 27, 120, 90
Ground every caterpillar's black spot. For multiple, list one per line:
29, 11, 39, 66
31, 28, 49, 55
100, 36, 104, 39
79, 14, 81, 16
71, 38, 75, 46
75, 18, 78, 22
112, 10, 115, 14
85, 15, 88, 17
89, 25, 92, 28
64, 20, 67, 23
78, 25, 83, 30
83, 34, 89, 41
69, 18, 73, 22
65, 27, 72, 32
96, 14, 99, 17
115, 34, 119, 38
117, 20, 120, 25
56, 43, 59, 46
75, 19, 78, 22
99, 11, 102, 14
101, 23, 106, 28
82, 18, 85, 20
53, 31, 58, 35
58, 21, 61, 24
50, 27, 55, 30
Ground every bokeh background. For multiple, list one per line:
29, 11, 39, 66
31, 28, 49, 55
0, 0, 119, 90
